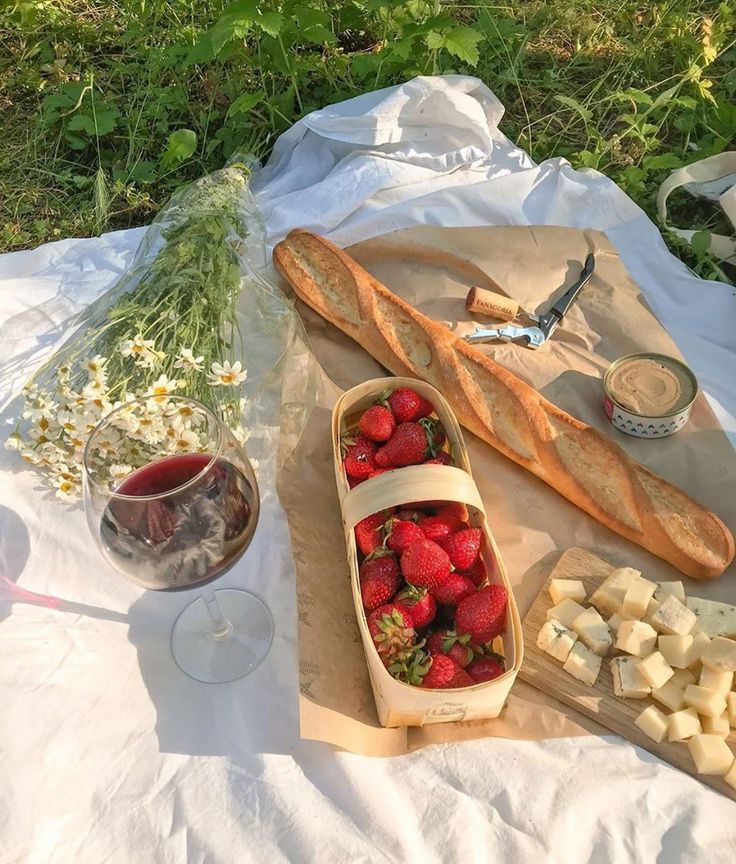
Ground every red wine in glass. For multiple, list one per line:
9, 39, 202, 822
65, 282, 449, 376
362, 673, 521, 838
100, 453, 257, 592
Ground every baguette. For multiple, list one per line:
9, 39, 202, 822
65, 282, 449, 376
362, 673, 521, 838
274, 229, 735, 580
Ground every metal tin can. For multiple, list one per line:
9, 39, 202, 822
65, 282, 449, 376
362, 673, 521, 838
603, 352, 699, 439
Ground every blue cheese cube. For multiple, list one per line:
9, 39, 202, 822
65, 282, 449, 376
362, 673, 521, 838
611, 656, 650, 698
537, 618, 578, 662
654, 581, 686, 604
701, 636, 736, 673
572, 607, 612, 656
651, 595, 696, 636
687, 597, 736, 638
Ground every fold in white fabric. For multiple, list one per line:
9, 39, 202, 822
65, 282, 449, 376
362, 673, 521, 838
1, 76, 735, 863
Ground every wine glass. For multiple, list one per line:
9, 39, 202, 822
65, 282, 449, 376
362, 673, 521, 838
82, 395, 273, 683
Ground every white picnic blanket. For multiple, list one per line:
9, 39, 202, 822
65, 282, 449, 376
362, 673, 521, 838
1, 75, 735, 864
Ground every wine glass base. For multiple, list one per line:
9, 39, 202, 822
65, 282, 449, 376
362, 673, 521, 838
170, 589, 274, 683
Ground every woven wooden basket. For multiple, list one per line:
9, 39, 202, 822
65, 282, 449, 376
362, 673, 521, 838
332, 377, 523, 728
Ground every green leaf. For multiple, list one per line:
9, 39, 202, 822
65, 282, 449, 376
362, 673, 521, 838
161, 129, 197, 169
642, 153, 683, 171
442, 26, 483, 66
226, 90, 265, 118
257, 10, 283, 37
555, 94, 593, 123
425, 31, 445, 50
690, 230, 712, 258
67, 113, 97, 135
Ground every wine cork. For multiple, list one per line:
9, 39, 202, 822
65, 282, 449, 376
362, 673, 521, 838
465, 287, 519, 322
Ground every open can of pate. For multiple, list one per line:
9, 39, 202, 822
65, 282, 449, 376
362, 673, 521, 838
603, 352, 699, 439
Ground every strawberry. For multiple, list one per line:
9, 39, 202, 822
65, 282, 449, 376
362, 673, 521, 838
387, 387, 434, 423
455, 584, 508, 643
354, 511, 389, 556
384, 517, 425, 554
420, 653, 473, 689
375, 421, 436, 468
418, 513, 465, 543
425, 451, 451, 465
397, 508, 423, 523
359, 405, 396, 443
359, 552, 400, 610
430, 572, 476, 606
367, 604, 415, 665
342, 435, 377, 479
440, 528, 481, 571
466, 654, 505, 683
426, 629, 474, 667
401, 538, 452, 591
436, 502, 469, 522
460, 557, 487, 588
395, 584, 436, 629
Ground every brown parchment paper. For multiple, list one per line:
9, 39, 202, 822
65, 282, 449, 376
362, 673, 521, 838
275, 225, 736, 756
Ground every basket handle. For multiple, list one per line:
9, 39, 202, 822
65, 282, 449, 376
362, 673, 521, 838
341, 465, 485, 531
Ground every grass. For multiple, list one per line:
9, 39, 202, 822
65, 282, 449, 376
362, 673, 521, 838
1, 1, 734, 281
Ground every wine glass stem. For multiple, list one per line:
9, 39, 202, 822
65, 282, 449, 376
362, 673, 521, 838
202, 587, 233, 640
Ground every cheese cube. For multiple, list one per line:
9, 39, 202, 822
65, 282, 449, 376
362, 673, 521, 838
701, 711, 731, 737
651, 595, 696, 636
688, 632, 711, 667
670, 667, 697, 689
724, 759, 736, 791
611, 656, 650, 699
638, 651, 674, 689
571, 607, 612, 656
635, 705, 669, 743
668, 707, 702, 742
687, 597, 736, 638
615, 620, 658, 658
537, 619, 578, 662
652, 680, 686, 712
622, 578, 656, 618
590, 567, 640, 615
728, 692, 736, 728
687, 734, 734, 775
563, 641, 602, 686
607, 612, 635, 635
684, 684, 728, 719
701, 636, 736, 673
658, 634, 694, 669
642, 598, 661, 626
699, 666, 733, 695
546, 598, 587, 629
654, 581, 686, 604
548, 579, 586, 606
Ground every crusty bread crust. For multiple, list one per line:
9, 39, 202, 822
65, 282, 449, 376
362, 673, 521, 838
274, 229, 734, 579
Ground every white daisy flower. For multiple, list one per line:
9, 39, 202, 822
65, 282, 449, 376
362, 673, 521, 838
57, 364, 71, 383
37, 443, 67, 468
170, 429, 201, 453
165, 401, 206, 428
84, 354, 108, 380
120, 335, 156, 360
53, 473, 80, 502
145, 374, 180, 403
232, 426, 250, 445
21, 449, 40, 465
23, 400, 58, 423
82, 379, 108, 398
174, 348, 205, 373
109, 463, 133, 482
4, 433, 22, 452
208, 360, 247, 387
93, 429, 123, 459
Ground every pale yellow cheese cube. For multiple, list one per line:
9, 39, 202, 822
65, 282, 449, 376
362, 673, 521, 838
642, 598, 661, 626
590, 567, 640, 615
611, 656, 650, 699
563, 641, 602, 686
548, 579, 586, 606
687, 597, 736, 638
537, 619, 578, 662
701, 636, 736, 673
699, 665, 733, 696
684, 684, 728, 719
701, 711, 731, 737
654, 581, 686, 604
658, 634, 694, 669
622, 579, 656, 618
546, 598, 587, 629
651, 595, 696, 636
615, 620, 657, 658
688, 632, 711, 666
638, 651, 674, 689
607, 612, 636, 636
571, 607, 612, 656
668, 707, 702, 742
652, 679, 686, 712
635, 704, 669, 743
724, 759, 736, 791
687, 734, 734, 775
728, 692, 736, 728
670, 667, 697, 689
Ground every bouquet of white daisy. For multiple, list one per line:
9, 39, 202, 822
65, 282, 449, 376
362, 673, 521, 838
7, 159, 315, 501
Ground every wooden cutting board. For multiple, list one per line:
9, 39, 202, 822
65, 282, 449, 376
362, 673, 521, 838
519, 547, 736, 799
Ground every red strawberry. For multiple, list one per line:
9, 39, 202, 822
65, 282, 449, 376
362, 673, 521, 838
426, 630, 474, 667
387, 387, 434, 423
425, 451, 451, 465
342, 435, 377, 479
395, 584, 436, 629
360, 553, 400, 610
385, 518, 425, 554
401, 539, 452, 591
375, 421, 435, 468
430, 573, 476, 606
436, 502, 469, 522
358, 404, 396, 442
466, 654, 505, 683
455, 584, 508, 643
461, 557, 487, 587
440, 528, 481, 571
354, 511, 389, 557
420, 653, 473, 689
367, 604, 415, 665
418, 513, 465, 543
397, 508, 423, 523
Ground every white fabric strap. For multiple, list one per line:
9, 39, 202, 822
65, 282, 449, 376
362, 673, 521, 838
656, 151, 736, 263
